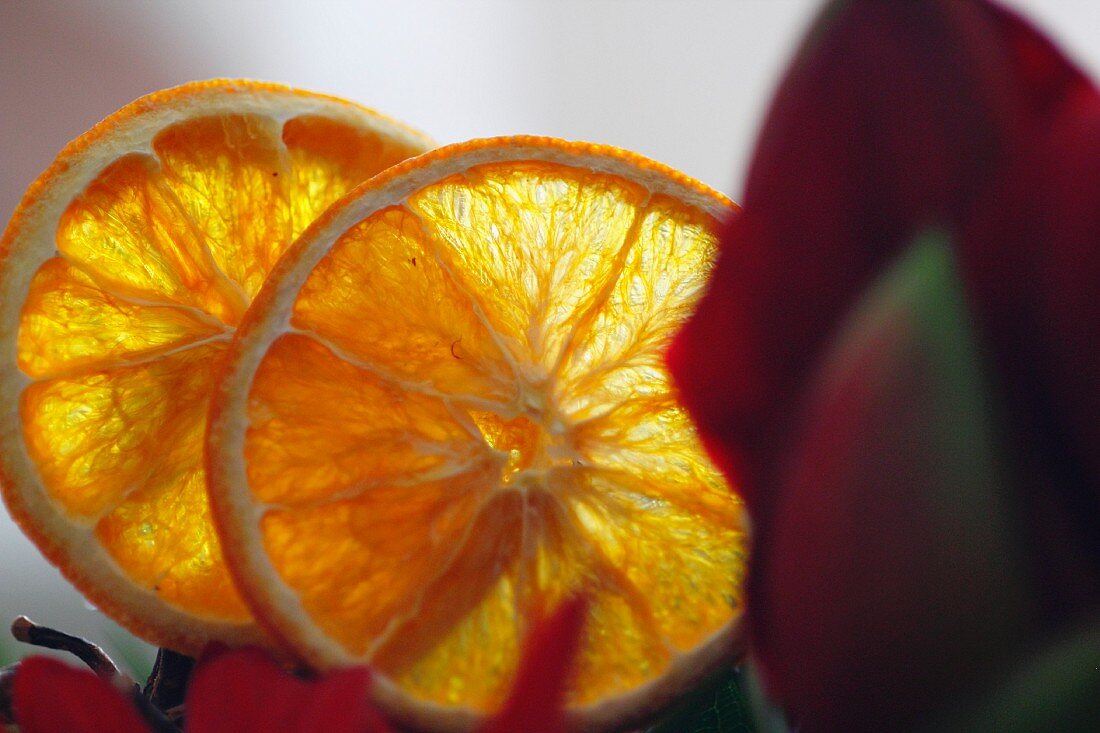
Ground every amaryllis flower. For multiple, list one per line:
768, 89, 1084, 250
671, 0, 1100, 729
12, 650, 392, 733
10, 656, 151, 733
9, 598, 586, 733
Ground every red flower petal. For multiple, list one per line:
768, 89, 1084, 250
959, 6, 1100, 619
185, 647, 392, 733
749, 236, 1030, 729
958, 90, 1100, 618
479, 596, 587, 733
673, 0, 1007, 518
670, 0, 1100, 726
672, 0, 1096, 518
12, 656, 150, 733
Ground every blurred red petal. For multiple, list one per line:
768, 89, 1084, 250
675, 0, 1073, 512
670, 0, 1100, 726
479, 596, 587, 733
961, 88, 1100, 617
750, 236, 1029, 729
185, 647, 391, 733
984, 1, 1094, 116
12, 656, 150, 733
674, 0, 1010, 519
1036, 102, 1100, 516
954, 1, 1100, 617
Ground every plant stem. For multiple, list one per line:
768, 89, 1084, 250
10, 616, 131, 686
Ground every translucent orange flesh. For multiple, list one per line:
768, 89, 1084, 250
17, 113, 425, 620
243, 162, 747, 708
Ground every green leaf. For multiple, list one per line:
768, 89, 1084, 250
920, 618, 1100, 732
646, 667, 753, 733
645, 664, 790, 733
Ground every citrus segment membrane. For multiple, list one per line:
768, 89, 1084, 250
282, 115, 427, 238
0, 80, 432, 651
406, 164, 649, 381
244, 333, 485, 507
18, 257, 225, 379
21, 344, 223, 521
56, 152, 247, 325
209, 138, 747, 730
151, 114, 292, 302
289, 207, 517, 405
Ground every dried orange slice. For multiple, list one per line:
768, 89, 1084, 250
0, 80, 432, 653
207, 137, 747, 731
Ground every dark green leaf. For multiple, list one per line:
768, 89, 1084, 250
645, 663, 789, 733
920, 618, 1100, 732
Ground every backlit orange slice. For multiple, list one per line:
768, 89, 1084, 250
0, 80, 432, 653
207, 137, 747, 731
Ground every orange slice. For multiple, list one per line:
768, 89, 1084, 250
207, 137, 748, 731
0, 80, 433, 653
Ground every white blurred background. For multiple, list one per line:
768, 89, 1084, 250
2, 0, 1099, 672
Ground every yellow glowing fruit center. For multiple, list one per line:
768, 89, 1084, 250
469, 411, 547, 482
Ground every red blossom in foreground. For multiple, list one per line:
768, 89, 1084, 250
13, 657, 149, 733
671, 0, 1100, 729
480, 596, 587, 733
9, 597, 587, 733
184, 647, 392, 733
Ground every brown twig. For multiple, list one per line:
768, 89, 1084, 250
10, 616, 131, 686
6, 618, 192, 731
164, 704, 185, 725
131, 686, 182, 733
143, 648, 194, 714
